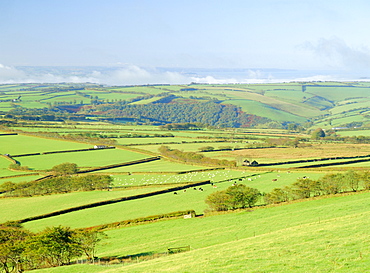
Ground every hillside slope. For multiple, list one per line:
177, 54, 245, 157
31, 191, 370, 273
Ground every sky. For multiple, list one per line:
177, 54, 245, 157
1, 0, 370, 84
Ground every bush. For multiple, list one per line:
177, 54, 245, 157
51, 163, 79, 175
205, 184, 260, 211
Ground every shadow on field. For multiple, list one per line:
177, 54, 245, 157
98, 251, 168, 265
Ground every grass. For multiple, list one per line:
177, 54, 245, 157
225, 99, 306, 122
30, 191, 370, 272
225, 89, 319, 118
93, 159, 208, 173
21, 170, 324, 232
17, 148, 149, 170
205, 143, 370, 163
115, 137, 193, 145
0, 187, 166, 223
0, 174, 44, 185
305, 86, 370, 101
0, 133, 92, 155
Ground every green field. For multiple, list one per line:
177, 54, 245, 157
1, 82, 369, 128
0, 187, 166, 223
1, 82, 370, 272
20, 170, 324, 232
0, 133, 92, 155
16, 148, 149, 170
30, 191, 370, 273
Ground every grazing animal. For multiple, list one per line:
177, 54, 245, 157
272, 179, 278, 182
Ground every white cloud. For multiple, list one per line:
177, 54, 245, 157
0, 63, 368, 86
0, 64, 27, 83
303, 37, 370, 70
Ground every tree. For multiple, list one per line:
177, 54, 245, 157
225, 184, 260, 208
0, 226, 31, 273
343, 170, 361, 192
291, 177, 320, 199
51, 163, 79, 175
205, 191, 231, 211
362, 171, 370, 190
205, 185, 260, 211
311, 128, 326, 139
264, 187, 290, 204
26, 226, 82, 268
198, 146, 214, 152
75, 229, 106, 261
319, 173, 344, 195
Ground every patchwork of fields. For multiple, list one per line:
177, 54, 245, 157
1, 82, 370, 272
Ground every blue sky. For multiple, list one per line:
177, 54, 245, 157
1, 0, 370, 84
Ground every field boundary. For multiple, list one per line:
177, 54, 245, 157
10, 146, 115, 157
0, 154, 17, 164
16, 180, 210, 224
0, 133, 18, 136
0, 173, 41, 180
296, 157, 370, 168
251, 154, 370, 167
77, 156, 161, 173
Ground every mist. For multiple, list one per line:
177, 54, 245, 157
0, 64, 368, 86
303, 37, 370, 71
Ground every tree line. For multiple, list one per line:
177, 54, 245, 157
0, 223, 104, 272
205, 170, 370, 212
1, 174, 112, 197
264, 170, 370, 204
205, 184, 261, 211
159, 146, 236, 168
82, 99, 269, 128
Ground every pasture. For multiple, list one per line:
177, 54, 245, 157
15, 148, 149, 170
1, 82, 369, 128
0, 133, 92, 155
30, 191, 370, 273
20, 169, 323, 231
0, 82, 370, 272
0, 187, 166, 223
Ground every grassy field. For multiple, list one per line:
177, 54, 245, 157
21, 170, 324, 232
1, 82, 370, 272
336, 129, 370, 137
203, 143, 370, 163
16, 148, 149, 170
30, 191, 370, 272
0, 133, 92, 155
1, 82, 369, 129
0, 187, 166, 223
226, 99, 306, 123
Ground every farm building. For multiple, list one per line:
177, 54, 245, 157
94, 145, 107, 149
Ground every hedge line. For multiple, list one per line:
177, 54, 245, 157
77, 156, 161, 173
17, 180, 210, 224
176, 167, 225, 174
297, 157, 370, 168
0, 173, 40, 180
85, 210, 196, 231
252, 154, 370, 167
11, 153, 41, 157
0, 154, 17, 164
43, 146, 115, 154
10, 146, 115, 157
0, 133, 18, 136
122, 140, 231, 146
